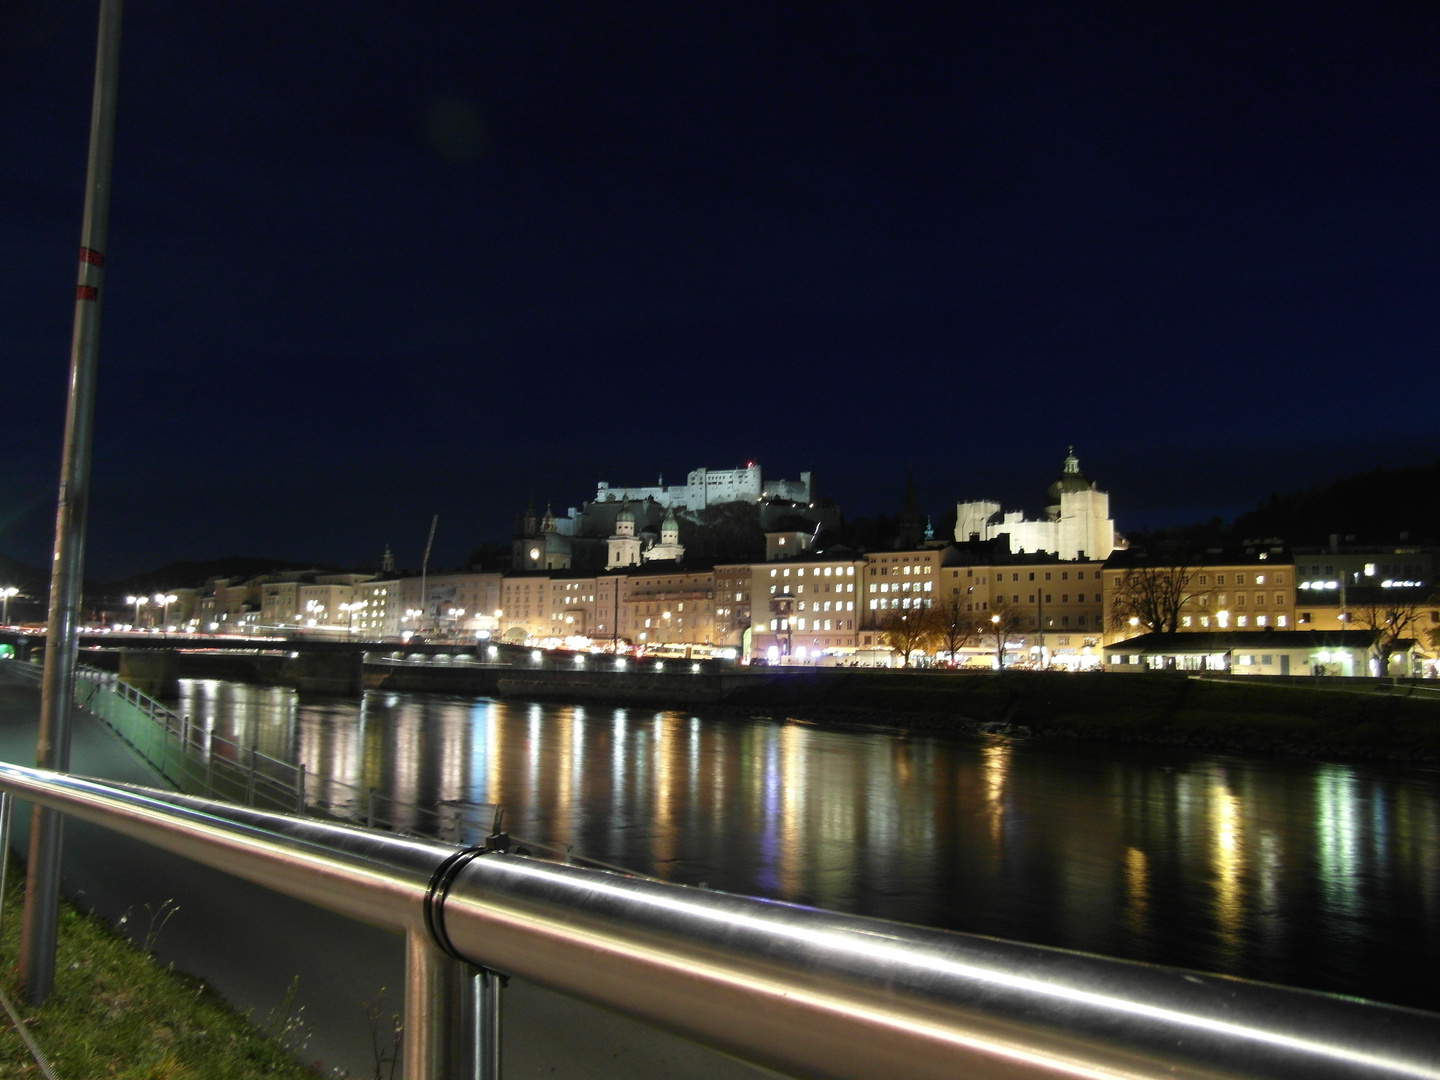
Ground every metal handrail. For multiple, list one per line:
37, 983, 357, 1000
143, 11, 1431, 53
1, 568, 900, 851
0, 763, 1437, 1080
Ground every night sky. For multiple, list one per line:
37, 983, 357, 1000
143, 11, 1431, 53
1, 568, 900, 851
4, 2, 1438, 580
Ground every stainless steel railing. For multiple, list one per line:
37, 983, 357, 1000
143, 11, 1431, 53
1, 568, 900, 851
0, 762, 1437, 1080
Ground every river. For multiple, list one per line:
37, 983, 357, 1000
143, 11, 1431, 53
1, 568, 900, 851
174, 677, 1440, 1014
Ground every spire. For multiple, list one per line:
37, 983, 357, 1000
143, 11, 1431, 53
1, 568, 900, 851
381, 544, 395, 572
1063, 446, 1080, 474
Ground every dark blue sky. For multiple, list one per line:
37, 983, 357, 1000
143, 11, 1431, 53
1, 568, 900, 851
3, 2, 1438, 579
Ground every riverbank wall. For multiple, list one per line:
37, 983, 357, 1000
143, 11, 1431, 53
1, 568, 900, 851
717, 669, 1440, 763
76, 648, 1440, 763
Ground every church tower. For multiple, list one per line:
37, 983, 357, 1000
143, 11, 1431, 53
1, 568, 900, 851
608, 503, 642, 568
644, 507, 686, 563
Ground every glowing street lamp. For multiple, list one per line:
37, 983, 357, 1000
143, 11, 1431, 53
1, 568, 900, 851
126, 594, 147, 629
154, 593, 178, 632
0, 587, 17, 626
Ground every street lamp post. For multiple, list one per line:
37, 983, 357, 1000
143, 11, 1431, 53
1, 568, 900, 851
0, 587, 18, 626
991, 613, 1004, 670
154, 592, 177, 635
125, 594, 147, 630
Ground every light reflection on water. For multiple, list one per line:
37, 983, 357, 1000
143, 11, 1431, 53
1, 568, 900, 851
172, 679, 1440, 1012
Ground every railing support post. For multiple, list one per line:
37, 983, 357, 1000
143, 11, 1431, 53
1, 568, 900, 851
404, 928, 485, 1080
478, 966, 504, 1080
0, 792, 12, 931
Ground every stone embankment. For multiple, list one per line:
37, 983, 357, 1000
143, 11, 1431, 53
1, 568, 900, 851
80, 646, 1440, 764
714, 670, 1440, 764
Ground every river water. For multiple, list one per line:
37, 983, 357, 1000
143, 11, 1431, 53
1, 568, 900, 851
174, 678, 1440, 1013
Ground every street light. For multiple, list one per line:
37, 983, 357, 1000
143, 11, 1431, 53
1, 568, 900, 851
126, 594, 147, 630
0, 587, 17, 626
991, 614, 1004, 670
154, 593, 177, 633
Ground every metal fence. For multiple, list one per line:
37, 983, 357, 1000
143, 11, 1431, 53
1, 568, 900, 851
75, 668, 306, 815
68, 667, 628, 873
2, 763, 1438, 1080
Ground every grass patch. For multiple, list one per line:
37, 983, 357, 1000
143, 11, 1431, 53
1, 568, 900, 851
0, 857, 320, 1079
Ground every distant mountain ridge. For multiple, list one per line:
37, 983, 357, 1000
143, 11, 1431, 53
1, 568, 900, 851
105, 557, 323, 596
1230, 460, 1440, 546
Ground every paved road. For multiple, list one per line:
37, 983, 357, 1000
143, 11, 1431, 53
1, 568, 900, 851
0, 665, 778, 1079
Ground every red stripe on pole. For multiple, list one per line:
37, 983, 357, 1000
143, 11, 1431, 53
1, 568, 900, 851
75, 285, 98, 301
79, 247, 105, 268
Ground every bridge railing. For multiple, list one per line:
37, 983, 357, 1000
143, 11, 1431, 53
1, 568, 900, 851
68, 668, 622, 872
75, 668, 306, 815
1, 762, 1436, 1080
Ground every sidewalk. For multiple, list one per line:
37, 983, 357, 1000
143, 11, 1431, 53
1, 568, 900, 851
0, 665, 776, 1079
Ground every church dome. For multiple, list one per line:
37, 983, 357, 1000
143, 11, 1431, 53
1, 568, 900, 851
616, 503, 635, 524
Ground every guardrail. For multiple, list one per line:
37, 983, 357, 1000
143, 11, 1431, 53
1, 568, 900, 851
1, 763, 1437, 1080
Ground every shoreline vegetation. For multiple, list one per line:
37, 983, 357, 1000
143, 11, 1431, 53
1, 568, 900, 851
713, 671, 1440, 764
0, 857, 321, 1079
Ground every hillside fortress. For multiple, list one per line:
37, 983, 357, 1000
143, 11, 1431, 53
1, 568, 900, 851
595, 463, 812, 511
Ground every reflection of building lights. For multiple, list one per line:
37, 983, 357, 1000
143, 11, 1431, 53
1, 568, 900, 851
1125, 847, 1148, 935
1210, 778, 1244, 960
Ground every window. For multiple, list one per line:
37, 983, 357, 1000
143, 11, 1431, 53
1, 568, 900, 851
1298, 612, 1311, 624
1275, 594, 1285, 606
1182, 616, 1193, 627
1045, 594, 1052, 603
1237, 615, 1248, 626
1237, 574, 1246, 585
1199, 575, 1209, 585
1278, 615, 1288, 627
1216, 575, 1226, 586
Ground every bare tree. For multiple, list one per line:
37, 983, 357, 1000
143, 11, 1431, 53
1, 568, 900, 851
878, 604, 945, 668
1108, 562, 1212, 635
936, 597, 985, 667
985, 598, 1028, 670
1346, 587, 1435, 674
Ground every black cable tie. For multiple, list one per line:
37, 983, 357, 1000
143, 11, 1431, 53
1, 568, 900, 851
423, 845, 490, 963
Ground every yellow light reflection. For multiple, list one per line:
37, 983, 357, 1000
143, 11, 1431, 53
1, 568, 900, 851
982, 740, 1009, 843
1124, 847, 1148, 938
1210, 778, 1243, 961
